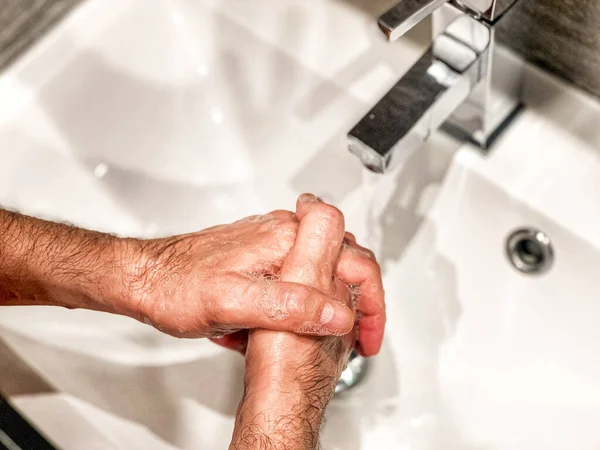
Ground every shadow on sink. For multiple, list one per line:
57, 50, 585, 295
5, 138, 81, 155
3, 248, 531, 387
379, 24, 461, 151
0, 339, 54, 397
24, 6, 361, 188
1, 327, 244, 447
2, 324, 402, 449
293, 1, 431, 124
382, 218, 492, 449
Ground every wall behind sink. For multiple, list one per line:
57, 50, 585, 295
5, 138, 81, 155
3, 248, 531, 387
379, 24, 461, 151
498, 0, 600, 99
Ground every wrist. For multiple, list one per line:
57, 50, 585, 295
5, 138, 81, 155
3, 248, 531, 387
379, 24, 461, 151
111, 235, 188, 323
246, 333, 345, 404
230, 333, 341, 450
232, 381, 326, 450
102, 236, 158, 319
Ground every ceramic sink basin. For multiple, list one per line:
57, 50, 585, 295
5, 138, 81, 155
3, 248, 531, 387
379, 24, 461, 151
1, 0, 600, 449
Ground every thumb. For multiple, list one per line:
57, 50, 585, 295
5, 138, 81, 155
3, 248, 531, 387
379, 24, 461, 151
209, 274, 354, 335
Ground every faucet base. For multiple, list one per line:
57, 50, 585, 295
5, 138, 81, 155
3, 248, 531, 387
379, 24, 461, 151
335, 352, 370, 394
441, 102, 524, 151
433, 4, 526, 149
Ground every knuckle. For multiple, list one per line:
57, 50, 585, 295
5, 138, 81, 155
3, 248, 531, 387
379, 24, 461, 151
314, 203, 344, 223
258, 218, 297, 235
275, 219, 298, 236
344, 232, 357, 243
237, 214, 269, 224
262, 282, 306, 322
279, 283, 299, 306
341, 247, 378, 267
360, 247, 377, 261
257, 220, 275, 233
206, 298, 226, 322
351, 257, 382, 280
342, 244, 375, 261
268, 209, 295, 220
365, 258, 382, 276
207, 289, 241, 323
278, 234, 296, 253
258, 222, 297, 251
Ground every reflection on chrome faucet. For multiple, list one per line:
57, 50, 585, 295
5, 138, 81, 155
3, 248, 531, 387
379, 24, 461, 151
349, 0, 525, 173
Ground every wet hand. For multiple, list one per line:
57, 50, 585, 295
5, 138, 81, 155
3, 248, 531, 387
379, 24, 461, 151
211, 195, 386, 356
124, 208, 354, 339
229, 195, 358, 450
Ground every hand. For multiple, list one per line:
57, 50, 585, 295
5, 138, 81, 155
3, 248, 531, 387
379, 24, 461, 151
0, 195, 383, 353
212, 195, 386, 356
229, 195, 356, 450
124, 208, 355, 339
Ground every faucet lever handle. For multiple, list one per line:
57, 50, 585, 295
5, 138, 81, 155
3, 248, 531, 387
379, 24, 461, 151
379, 0, 447, 41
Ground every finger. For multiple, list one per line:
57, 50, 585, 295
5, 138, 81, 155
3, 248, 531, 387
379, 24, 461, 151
332, 278, 352, 309
355, 314, 386, 357
224, 215, 300, 275
208, 275, 354, 335
269, 210, 297, 220
228, 225, 297, 274
337, 247, 386, 356
294, 193, 320, 221
344, 232, 357, 244
332, 278, 356, 348
284, 194, 346, 291
210, 330, 249, 355
343, 239, 376, 261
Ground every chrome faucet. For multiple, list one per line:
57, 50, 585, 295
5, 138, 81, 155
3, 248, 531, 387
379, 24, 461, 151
348, 0, 525, 173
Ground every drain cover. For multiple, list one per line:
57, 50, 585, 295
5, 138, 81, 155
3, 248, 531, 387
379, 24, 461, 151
506, 228, 554, 275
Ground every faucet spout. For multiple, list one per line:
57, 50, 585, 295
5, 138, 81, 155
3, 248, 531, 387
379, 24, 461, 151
379, 0, 448, 41
349, 16, 490, 173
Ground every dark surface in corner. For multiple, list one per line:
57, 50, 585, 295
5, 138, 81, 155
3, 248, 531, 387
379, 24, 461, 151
0, 396, 58, 449
0, 0, 83, 72
498, 0, 600, 99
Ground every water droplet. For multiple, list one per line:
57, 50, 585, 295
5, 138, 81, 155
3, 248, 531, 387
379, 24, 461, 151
94, 163, 109, 178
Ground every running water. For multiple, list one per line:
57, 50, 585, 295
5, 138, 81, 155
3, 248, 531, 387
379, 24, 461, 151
359, 167, 393, 263
335, 166, 390, 395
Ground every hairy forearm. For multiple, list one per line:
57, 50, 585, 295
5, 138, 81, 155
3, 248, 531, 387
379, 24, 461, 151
0, 208, 138, 315
229, 332, 346, 450
230, 388, 323, 450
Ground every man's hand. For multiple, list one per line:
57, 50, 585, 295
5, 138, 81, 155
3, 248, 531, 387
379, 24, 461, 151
123, 209, 355, 338
211, 196, 386, 357
0, 207, 354, 339
229, 195, 359, 450
0, 194, 384, 354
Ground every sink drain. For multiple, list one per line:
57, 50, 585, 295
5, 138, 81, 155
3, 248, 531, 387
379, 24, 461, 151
506, 228, 554, 275
335, 351, 369, 394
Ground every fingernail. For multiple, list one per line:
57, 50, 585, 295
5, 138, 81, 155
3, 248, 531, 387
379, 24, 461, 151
299, 193, 320, 203
319, 303, 353, 332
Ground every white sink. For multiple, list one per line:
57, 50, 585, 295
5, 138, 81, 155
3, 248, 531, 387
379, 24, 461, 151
2, 0, 600, 449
